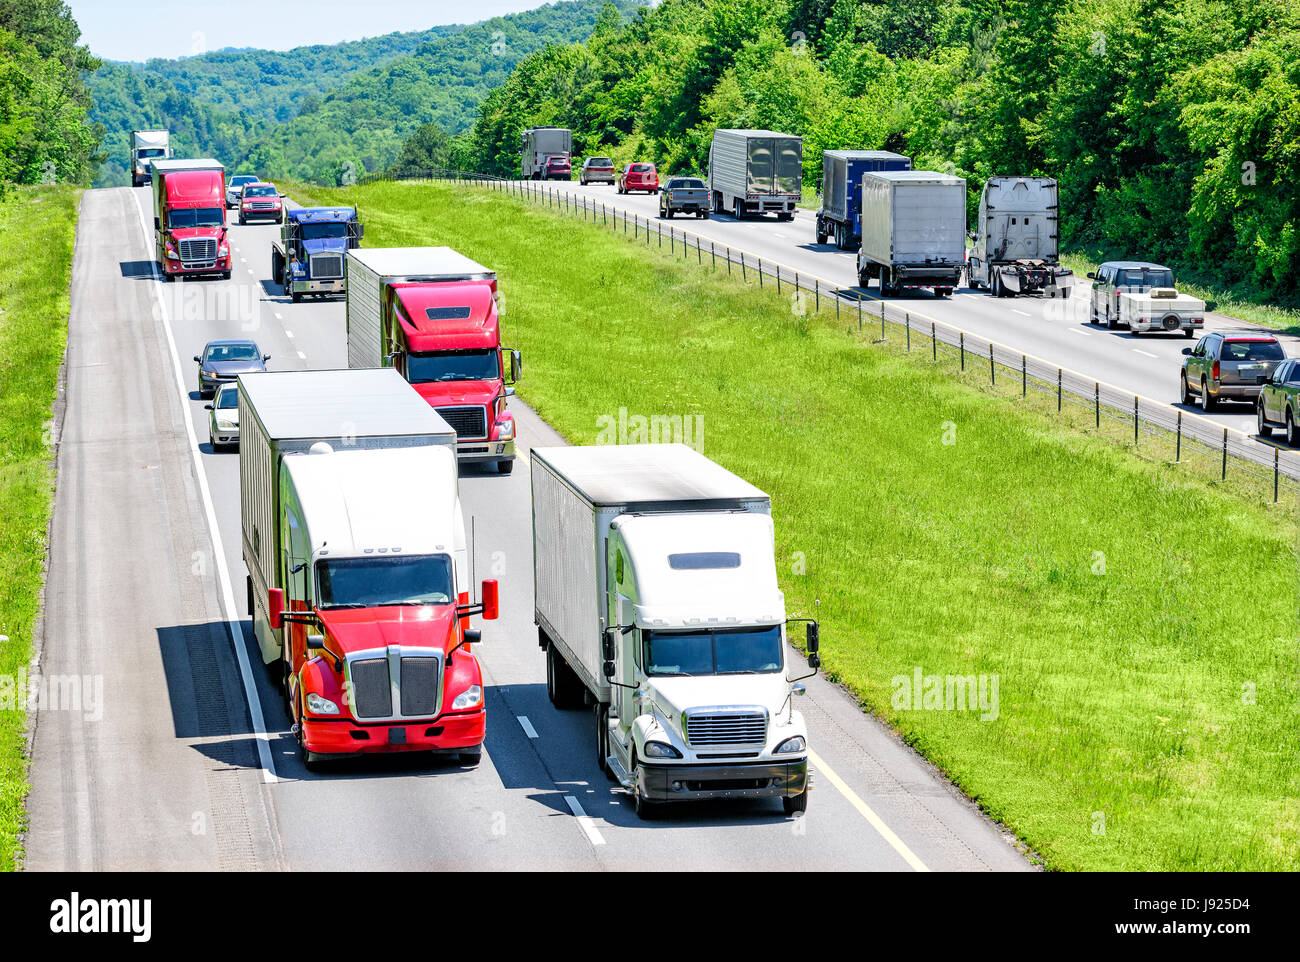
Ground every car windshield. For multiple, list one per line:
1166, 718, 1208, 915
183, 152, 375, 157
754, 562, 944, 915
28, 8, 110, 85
215, 387, 238, 409
405, 349, 499, 383
205, 343, 260, 362
317, 554, 454, 608
1223, 340, 1284, 361
670, 178, 704, 189
643, 626, 783, 676
244, 186, 276, 197
168, 208, 223, 228
1116, 268, 1174, 289
299, 222, 349, 240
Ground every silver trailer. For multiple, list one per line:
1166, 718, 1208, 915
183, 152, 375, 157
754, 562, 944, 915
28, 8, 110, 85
856, 170, 966, 297
967, 176, 1073, 298
130, 129, 170, 187
708, 129, 803, 220
521, 127, 572, 180
238, 368, 456, 665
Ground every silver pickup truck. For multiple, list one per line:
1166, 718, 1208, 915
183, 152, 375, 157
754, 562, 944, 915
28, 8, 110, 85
659, 177, 710, 219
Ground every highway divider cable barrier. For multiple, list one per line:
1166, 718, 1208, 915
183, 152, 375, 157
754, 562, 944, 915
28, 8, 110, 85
352, 167, 1300, 501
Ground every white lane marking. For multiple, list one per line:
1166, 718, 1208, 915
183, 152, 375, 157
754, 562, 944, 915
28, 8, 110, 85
274, 312, 283, 320
240, 257, 246, 263
772, 231, 789, 239
808, 748, 928, 871
296, 350, 306, 360
284, 330, 294, 339
1012, 309, 1031, 317
1133, 348, 1159, 358
517, 715, 538, 739
1068, 328, 1091, 336
130, 191, 277, 784
564, 795, 606, 846
247, 268, 255, 275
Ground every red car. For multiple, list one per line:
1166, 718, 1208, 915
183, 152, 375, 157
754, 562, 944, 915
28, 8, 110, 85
238, 182, 284, 224
543, 155, 572, 181
617, 162, 658, 194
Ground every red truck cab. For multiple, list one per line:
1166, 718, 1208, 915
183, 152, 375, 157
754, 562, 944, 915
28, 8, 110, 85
151, 159, 232, 280
388, 281, 521, 474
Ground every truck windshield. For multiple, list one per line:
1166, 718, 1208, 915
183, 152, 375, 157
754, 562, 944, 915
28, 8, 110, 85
168, 208, 223, 228
644, 626, 783, 676
137, 148, 166, 159
316, 554, 454, 608
406, 349, 500, 383
1117, 268, 1174, 289
299, 223, 349, 240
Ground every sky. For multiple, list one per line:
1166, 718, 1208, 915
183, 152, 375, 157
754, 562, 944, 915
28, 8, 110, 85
65, 0, 548, 62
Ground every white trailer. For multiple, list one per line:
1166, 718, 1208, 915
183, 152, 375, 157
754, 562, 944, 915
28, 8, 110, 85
531, 443, 821, 818
708, 129, 803, 220
1118, 287, 1206, 336
967, 175, 1073, 297
130, 129, 170, 187
520, 127, 572, 180
238, 368, 457, 667
857, 170, 966, 297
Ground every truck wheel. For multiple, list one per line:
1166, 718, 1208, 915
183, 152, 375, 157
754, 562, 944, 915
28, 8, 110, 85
291, 292, 302, 304
497, 459, 514, 475
547, 644, 584, 709
816, 218, 828, 245
630, 750, 659, 820
296, 697, 321, 772
458, 747, 482, 767
782, 791, 809, 816
1258, 403, 1273, 438
734, 200, 743, 220
699, 211, 708, 219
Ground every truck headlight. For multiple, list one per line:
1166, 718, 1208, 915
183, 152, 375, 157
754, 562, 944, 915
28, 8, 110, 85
216, 419, 236, 430
496, 418, 515, 441
451, 685, 482, 710
775, 735, 806, 754
642, 740, 681, 759
306, 692, 339, 715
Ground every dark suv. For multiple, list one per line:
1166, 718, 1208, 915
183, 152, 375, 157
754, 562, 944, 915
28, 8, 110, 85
1181, 334, 1285, 411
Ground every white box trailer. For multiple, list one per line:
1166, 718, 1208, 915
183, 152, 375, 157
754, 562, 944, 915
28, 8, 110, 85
239, 368, 457, 665
967, 175, 1074, 297
857, 170, 966, 297
521, 126, 572, 179
531, 443, 821, 818
130, 129, 170, 186
708, 129, 803, 220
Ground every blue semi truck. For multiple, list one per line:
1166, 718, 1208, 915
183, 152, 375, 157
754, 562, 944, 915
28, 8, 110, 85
271, 206, 364, 302
815, 150, 912, 250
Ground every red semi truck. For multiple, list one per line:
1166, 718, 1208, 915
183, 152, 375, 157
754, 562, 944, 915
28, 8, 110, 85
239, 369, 498, 769
150, 158, 231, 280
345, 247, 522, 474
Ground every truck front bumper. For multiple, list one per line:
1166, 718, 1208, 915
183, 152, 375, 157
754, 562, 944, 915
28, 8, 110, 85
302, 708, 485, 757
166, 255, 231, 277
291, 277, 346, 295
639, 758, 808, 802
454, 437, 515, 464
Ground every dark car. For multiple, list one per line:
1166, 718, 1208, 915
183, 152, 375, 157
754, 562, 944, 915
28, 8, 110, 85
194, 339, 270, 398
1180, 333, 1285, 411
579, 157, 615, 186
1256, 356, 1300, 445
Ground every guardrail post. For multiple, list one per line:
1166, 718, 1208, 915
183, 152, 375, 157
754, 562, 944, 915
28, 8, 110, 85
741, 252, 746, 282
906, 313, 911, 351
758, 258, 763, 288
776, 265, 781, 294
815, 280, 820, 313
658, 222, 662, 248
932, 322, 937, 361
1176, 411, 1182, 462
1274, 447, 1280, 502
1095, 383, 1100, 428
1221, 428, 1228, 481
1133, 396, 1139, 445
727, 247, 731, 275
1058, 369, 1062, 411
711, 242, 716, 268
697, 236, 702, 265
1022, 355, 1027, 397
989, 344, 995, 385
881, 303, 886, 341
960, 332, 965, 371
858, 295, 862, 332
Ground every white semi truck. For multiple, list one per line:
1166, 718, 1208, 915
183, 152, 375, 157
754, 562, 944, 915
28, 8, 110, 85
130, 129, 171, 187
531, 443, 820, 819
966, 175, 1073, 298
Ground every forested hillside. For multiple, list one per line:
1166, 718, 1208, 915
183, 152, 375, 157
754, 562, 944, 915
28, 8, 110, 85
464, 0, 1300, 300
0, 0, 101, 194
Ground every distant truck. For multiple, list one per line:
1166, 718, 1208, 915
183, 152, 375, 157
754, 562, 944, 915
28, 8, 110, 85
856, 170, 965, 297
272, 206, 363, 302
239, 368, 498, 769
346, 247, 521, 473
815, 149, 911, 250
708, 129, 803, 220
532, 443, 821, 819
130, 130, 170, 187
521, 126, 572, 180
966, 176, 1073, 298
150, 158, 231, 281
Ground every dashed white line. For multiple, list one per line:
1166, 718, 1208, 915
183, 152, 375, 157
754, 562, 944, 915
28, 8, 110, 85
517, 715, 538, 739
247, 268, 255, 275
285, 330, 295, 338
274, 312, 283, 320
296, 350, 306, 359
1068, 328, 1091, 336
1133, 349, 1158, 358
564, 795, 607, 846
1012, 309, 1032, 317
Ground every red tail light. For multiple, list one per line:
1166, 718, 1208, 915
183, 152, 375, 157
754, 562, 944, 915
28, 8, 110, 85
1212, 361, 1220, 380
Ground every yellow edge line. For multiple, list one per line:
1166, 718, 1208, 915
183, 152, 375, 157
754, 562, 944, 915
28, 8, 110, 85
808, 748, 930, 872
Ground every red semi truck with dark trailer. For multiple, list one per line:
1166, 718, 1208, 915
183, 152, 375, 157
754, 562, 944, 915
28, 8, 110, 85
150, 158, 232, 280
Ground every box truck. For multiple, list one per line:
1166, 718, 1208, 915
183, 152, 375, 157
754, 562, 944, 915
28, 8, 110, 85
239, 368, 497, 769
856, 170, 966, 297
521, 126, 572, 180
130, 129, 170, 187
346, 247, 521, 473
815, 149, 911, 249
532, 444, 821, 818
708, 129, 803, 220
966, 176, 1073, 297
150, 158, 230, 281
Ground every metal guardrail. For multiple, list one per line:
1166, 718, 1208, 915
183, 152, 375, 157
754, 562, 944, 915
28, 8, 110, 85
349, 166, 1300, 499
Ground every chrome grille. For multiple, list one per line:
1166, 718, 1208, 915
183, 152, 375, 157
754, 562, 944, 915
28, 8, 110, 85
437, 405, 488, 440
400, 657, 439, 716
349, 658, 392, 719
310, 253, 344, 280
178, 238, 217, 262
685, 708, 768, 747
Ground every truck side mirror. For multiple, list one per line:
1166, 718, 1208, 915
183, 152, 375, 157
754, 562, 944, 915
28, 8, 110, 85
1181, 347, 1193, 356
602, 628, 617, 662
193, 355, 201, 362
204, 403, 213, 410
480, 579, 499, 620
806, 621, 819, 654
305, 632, 324, 650
510, 350, 522, 384
154, 217, 160, 231
1086, 272, 1096, 280
268, 587, 286, 630
603, 659, 616, 680
356, 225, 365, 239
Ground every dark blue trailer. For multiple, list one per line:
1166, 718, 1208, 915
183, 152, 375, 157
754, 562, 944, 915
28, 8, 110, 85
816, 150, 911, 250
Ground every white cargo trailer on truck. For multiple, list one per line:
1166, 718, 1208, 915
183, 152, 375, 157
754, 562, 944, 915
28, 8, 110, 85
708, 129, 803, 220
520, 126, 572, 180
239, 369, 497, 768
966, 175, 1073, 298
532, 443, 821, 818
130, 129, 170, 187
856, 170, 966, 297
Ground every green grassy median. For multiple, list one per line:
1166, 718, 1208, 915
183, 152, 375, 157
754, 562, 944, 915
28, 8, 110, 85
0, 187, 79, 870
293, 178, 1298, 871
